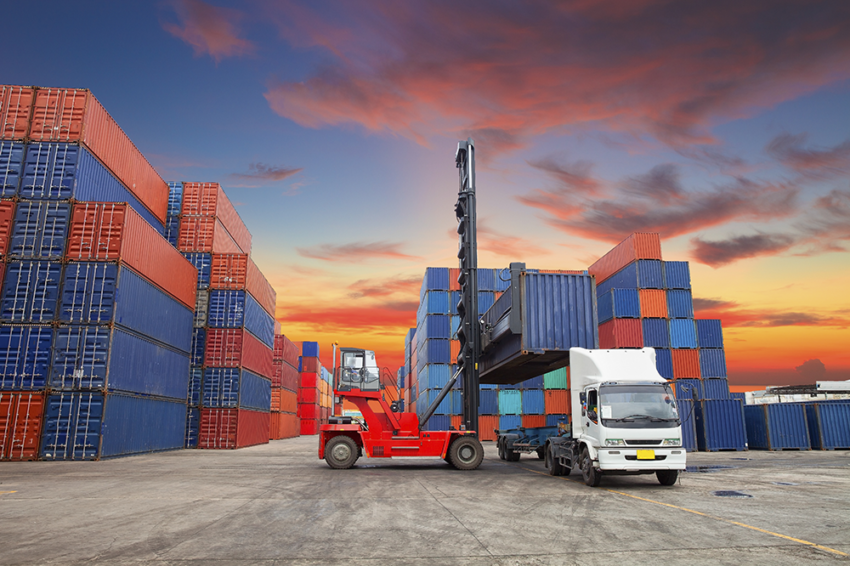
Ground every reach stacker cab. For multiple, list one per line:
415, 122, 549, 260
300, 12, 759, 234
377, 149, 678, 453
319, 347, 484, 471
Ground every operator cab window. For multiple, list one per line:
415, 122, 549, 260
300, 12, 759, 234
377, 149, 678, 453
587, 389, 598, 423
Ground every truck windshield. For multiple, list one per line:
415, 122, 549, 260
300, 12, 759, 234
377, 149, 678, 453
599, 383, 679, 429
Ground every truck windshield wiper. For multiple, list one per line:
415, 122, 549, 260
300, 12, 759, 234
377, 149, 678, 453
618, 414, 667, 422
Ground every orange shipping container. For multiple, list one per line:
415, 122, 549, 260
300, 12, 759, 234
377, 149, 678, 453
522, 415, 546, 429
269, 412, 300, 440
451, 415, 462, 430
180, 182, 251, 253
639, 289, 667, 318
598, 319, 643, 349
478, 415, 499, 441
66, 202, 197, 309
588, 233, 662, 285
209, 253, 276, 317
26, 87, 168, 222
672, 350, 701, 378
178, 216, 242, 255
0, 392, 44, 461
0, 86, 34, 140
278, 389, 297, 413
0, 200, 15, 258
449, 268, 461, 291
545, 390, 571, 415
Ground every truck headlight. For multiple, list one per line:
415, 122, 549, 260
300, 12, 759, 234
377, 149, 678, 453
605, 439, 625, 446
662, 438, 680, 446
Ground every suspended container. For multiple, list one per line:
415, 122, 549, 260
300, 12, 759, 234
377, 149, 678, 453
597, 288, 640, 323
744, 404, 810, 450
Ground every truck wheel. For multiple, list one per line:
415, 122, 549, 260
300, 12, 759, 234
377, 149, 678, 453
657, 470, 678, 486
325, 436, 358, 469
498, 439, 506, 460
536, 447, 545, 460
547, 446, 564, 477
506, 447, 521, 462
580, 447, 601, 487
449, 437, 484, 471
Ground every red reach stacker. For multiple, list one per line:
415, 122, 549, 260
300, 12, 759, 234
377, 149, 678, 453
319, 347, 484, 470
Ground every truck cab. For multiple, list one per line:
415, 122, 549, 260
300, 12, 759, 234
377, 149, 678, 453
547, 348, 687, 486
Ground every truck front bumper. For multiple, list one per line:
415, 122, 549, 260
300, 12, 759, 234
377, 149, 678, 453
597, 448, 687, 471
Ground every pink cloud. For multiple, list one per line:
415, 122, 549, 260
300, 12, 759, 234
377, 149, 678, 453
296, 241, 422, 262
163, 0, 255, 62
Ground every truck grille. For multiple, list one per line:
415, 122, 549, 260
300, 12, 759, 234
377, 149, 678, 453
625, 440, 661, 446
625, 455, 667, 461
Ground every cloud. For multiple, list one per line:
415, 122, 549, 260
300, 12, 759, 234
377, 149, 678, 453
767, 133, 850, 177
279, 303, 416, 332
229, 163, 303, 187
263, 1, 850, 151
527, 157, 602, 195
348, 275, 422, 298
477, 223, 551, 258
795, 359, 827, 381
162, 0, 255, 62
691, 233, 797, 267
296, 241, 422, 262
693, 296, 850, 328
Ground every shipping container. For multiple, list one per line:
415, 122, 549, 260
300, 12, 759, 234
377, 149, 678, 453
0, 86, 34, 140
598, 318, 643, 349
207, 290, 275, 349
9, 200, 70, 259
523, 375, 544, 389
20, 143, 163, 231
418, 291, 450, 319
676, 398, 698, 452
805, 403, 850, 450
1, 142, 24, 197
499, 415, 522, 430
419, 389, 453, 415
672, 349, 700, 378
642, 318, 669, 348
190, 328, 206, 366
276, 361, 299, 391
41, 391, 186, 460
0, 391, 44, 460
745, 404, 810, 450
274, 334, 300, 366
269, 411, 300, 440
666, 290, 694, 318
479, 389, 498, 414
277, 388, 298, 413
522, 389, 545, 415
420, 267, 450, 300
204, 328, 274, 378
478, 291, 495, 314
198, 408, 270, 449
546, 414, 570, 427
194, 290, 209, 328
702, 378, 730, 400
417, 314, 451, 340
418, 339, 451, 366
165, 217, 180, 247
1, 260, 62, 322
695, 399, 748, 451
180, 182, 251, 253
66, 203, 197, 309
188, 367, 202, 407
0, 199, 15, 257
543, 367, 568, 389
167, 182, 183, 216
477, 269, 496, 292
421, 414, 450, 432
522, 414, 546, 429
59, 262, 193, 352
185, 407, 199, 448
545, 390, 570, 414
588, 233, 662, 284
596, 260, 664, 296
699, 349, 727, 378
597, 288, 640, 323
638, 289, 667, 318
51, 326, 191, 400
183, 252, 211, 289
669, 319, 697, 349
300, 417, 320, 435
479, 272, 597, 384
663, 261, 691, 290
208, 254, 276, 316
302, 341, 320, 358
0, 325, 53, 390
177, 216, 242, 255
418, 364, 451, 391
674, 379, 702, 400
202, 367, 271, 412
301, 357, 321, 373
498, 390, 522, 415
696, 319, 724, 349
655, 348, 673, 379
448, 268, 460, 291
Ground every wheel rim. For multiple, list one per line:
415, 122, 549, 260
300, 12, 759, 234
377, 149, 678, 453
582, 453, 591, 478
458, 444, 476, 463
332, 443, 351, 462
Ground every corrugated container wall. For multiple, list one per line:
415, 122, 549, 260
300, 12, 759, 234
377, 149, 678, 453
588, 233, 662, 284
180, 182, 251, 253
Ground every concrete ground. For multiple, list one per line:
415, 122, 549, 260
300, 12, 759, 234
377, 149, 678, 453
0, 437, 848, 565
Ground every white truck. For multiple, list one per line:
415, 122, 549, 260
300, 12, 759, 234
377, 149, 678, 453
542, 347, 687, 486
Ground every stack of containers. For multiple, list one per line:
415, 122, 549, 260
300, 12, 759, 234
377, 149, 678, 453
0, 85, 198, 460
165, 182, 182, 246
298, 341, 332, 435
271, 334, 300, 439
414, 267, 453, 431
177, 182, 274, 450
588, 233, 745, 451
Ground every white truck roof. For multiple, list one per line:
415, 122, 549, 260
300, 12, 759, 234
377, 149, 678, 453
570, 347, 666, 393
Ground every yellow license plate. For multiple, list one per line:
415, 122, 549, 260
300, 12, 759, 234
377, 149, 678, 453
636, 450, 655, 460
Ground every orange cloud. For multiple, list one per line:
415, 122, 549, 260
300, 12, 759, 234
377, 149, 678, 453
297, 241, 422, 262
279, 302, 416, 333
348, 275, 422, 298
693, 297, 850, 328
163, 0, 255, 62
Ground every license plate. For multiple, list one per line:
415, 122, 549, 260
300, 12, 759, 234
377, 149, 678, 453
636, 450, 655, 460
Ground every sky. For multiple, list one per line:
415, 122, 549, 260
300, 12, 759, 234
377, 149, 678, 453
3, 1, 849, 388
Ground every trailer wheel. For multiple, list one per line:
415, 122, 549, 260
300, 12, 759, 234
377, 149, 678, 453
498, 439, 506, 460
506, 447, 521, 462
580, 447, 601, 487
449, 437, 484, 471
536, 447, 545, 460
657, 470, 678, 486
325, 436, 358, 469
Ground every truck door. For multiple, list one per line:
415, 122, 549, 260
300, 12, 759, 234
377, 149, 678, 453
584, 387, 600, 444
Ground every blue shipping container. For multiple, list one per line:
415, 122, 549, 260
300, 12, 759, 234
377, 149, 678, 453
449, 291, 460, 315
500, 415, 522, 431
677, 398, 698, 452
696, 319, 724, 349
59, 262, 193, 353
51, 326, 191, 400
418, 291, 450, 320
207, 290, 275, 348
0, 141, 24, 197
806, 403, 850, 450
423, 414, 450, 431
523, 375, 544, 389
188, 367, 202, 407
522, 389, 545, 414
1, 260, 62, 322
0, 325, 53, 389
494, 268, 511, 292
419, 389, 452, 415
418, 314, 451, 340
663, 261, 691, 290
655, 348, 673, 379
666, 290, 694, 318
699, 349, 727, 377
41, 391, 186, 460
21, 143, 163, 232
478, 291, 495, 315
546, 414, 569, 427
478, 268, 496, 291
183, 253, 211, 288
167, 182, 183, 216
642, 318, 670, 348
696, 399, 747, 451
302, 341, 319, 358
185, 407, 199, 449
451, 315, 460, 339
165, 216, 180, 247
479, 390, 498, 414
745, 404, 810, 450
420, 267, 450, 300
702, 378, 730, 400
674, 379, 702, 400
191, 328, 206, 366
498, 390, 522, 415
597, 288, 641, 323
418, 364, 451, 391
669, 319, 697, 349
8, 200, 71, 259
202, 367, 271, 411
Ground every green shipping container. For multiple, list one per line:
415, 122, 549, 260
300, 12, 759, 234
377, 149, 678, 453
544, 367, 568, 389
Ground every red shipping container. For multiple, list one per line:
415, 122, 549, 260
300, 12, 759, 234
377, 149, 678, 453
274, 335, 300, 366
0, 85, 35, 140
299, 388, 319, 405
301, 357, 320, 373
589, 233, 662, 285
300, 418, 319, 435
198, 408, 269, 449
274, 361, 299, 391
205, 328, 274, 379
545, 390, 571, 415
449, 268, 461, 291
27, 87, 168, 222
177, 216, 242, 254
180, 182, 251, 253
0, 392, 45, 461
66, 203, 197, 309
598, 319, 643, 349
478, 415, 499, 442
279, 389, 297, 413
271, 389, 281, 412
522, 415, 546, 429
0, 200, 15, 258
269, 412, 300, 440
639, 289, 667, 318
301, 372, 318, 389
209, 254, 276, 317
672, 350, 701, 378
299, 402, 319, 419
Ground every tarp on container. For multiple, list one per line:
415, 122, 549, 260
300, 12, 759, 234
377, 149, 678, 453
696, 399, 747, 451
597, 288, 640, 323
0, 141, 24, 197
1, 260, 62, 322
60, 262, 193, 352
207, 290, 275, 349
745, 404, 810, 450
40, 391, 185, 460
0, 391, 44, 460
51, 326, 191, 401
180, 182, 251, 253
806, 403, 850, 450
202, 367, 271, 412
8, 200, 70, 259
0, 325, 53, 389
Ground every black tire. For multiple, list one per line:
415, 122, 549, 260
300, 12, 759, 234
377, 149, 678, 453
536, 447, 545, 460
449, 436, 484, 471
657, 470, 678, 486
580, 447, 601, 487
498, 439, 506, 460
325, 435, 358, 469
506, 448, 521, 462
